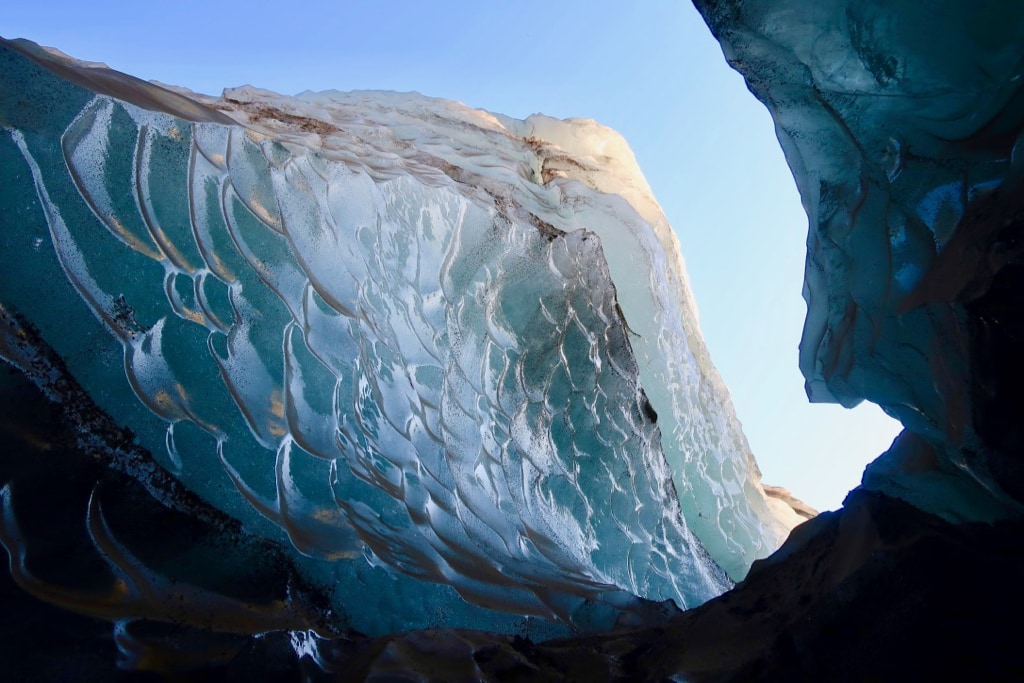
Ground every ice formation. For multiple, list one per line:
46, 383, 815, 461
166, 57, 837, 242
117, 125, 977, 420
695, 0, 1024, 524
5, 0, 1024, 677
0, 36, 800, 639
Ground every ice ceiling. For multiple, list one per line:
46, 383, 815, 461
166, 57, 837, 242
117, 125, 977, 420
0, 36, 803, 643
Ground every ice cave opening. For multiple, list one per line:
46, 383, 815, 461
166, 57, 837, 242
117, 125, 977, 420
2, 0, 1024, 679
654, 28, 906, 515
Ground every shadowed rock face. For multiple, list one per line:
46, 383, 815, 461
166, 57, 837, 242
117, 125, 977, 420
2, 0, 1024, 680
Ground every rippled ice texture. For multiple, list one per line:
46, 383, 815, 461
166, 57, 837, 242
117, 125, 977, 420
2, 47, 797, 633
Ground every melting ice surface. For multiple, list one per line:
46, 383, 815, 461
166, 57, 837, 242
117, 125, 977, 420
0, 41, 800, 636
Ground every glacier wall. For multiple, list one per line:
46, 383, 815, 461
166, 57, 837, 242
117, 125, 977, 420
0, 36, 799, 638
693, 0, 1024, 523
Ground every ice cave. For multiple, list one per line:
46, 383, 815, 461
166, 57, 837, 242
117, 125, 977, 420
1, 1, 1023, 680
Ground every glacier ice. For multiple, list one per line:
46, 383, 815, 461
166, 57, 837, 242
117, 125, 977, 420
0, 36, 801, 639
4, 0, 1023, 677
695, 0, 1024, 522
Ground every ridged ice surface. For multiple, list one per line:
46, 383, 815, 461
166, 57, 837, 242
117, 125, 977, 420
0, 40, 798, 632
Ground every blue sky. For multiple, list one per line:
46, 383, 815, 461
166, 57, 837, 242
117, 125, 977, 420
4, 1, 901, 511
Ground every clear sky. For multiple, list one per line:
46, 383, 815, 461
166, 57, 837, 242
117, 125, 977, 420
4, 1, 901, 512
